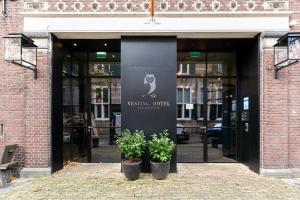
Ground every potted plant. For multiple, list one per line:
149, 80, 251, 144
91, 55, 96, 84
116, 129, 146, 181
148, 130, 176, 180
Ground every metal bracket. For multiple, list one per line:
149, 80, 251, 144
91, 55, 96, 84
275, 60, 299, 79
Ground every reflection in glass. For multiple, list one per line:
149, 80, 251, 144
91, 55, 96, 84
289, 37, 300, 59
89, 50, 121, 162
177, 52, 206, 76
207, 53, 236, 76
207, 78, 237, 162
177, 78, 204, 162
62, 53, 88, 164
177, 51, 237, 163
89, 52, 120, 76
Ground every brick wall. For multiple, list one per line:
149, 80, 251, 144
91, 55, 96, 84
260, 0, 300, 175
0, 0, 26, 166
288, 0, 300, 172
0, 1, 51, 168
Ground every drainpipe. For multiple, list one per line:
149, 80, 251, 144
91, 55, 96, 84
150, 0, 154, 22
2, 0, 7, 17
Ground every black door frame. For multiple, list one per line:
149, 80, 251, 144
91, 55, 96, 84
51, 38, 260, 172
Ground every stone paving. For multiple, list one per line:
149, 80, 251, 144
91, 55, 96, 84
1, 163, 300, 200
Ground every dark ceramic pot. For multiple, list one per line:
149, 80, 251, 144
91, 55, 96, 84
150, 160, 170, 180
122, 159, 142, 181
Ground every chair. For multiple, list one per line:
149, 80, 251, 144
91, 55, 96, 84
0, 144, 18, 187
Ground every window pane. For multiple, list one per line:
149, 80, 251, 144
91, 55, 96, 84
177, 63, 181, 74
197, 104, 204, 119
102, 88, 109, 103
207, 52, 236, 76
184, 88, 191, 103
200, 104, 204, 118
209, 104, 217, 120
89, 52, 120, 76
197, 88, 203, 104
103, 105, 109, 118
177, 104, 182, 118
182, 64, 188, 74
72, 87, 80, 105
184, 108, 190, 119
217, 105, 223, 119
96, 88, 101, 103
97, 105, 102, 118
177, 88, 183, 103
218, 88, 222, 103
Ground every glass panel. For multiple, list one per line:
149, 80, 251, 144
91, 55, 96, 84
95, 88, 101, 103
289, 37, 300, 59
103, 105, 109, 118
102, 88, 109, 103
96, 105, 102, 119
207, 53, 236, 76
22, 47, 37, 67
177, 88, 183, 103
182, 64, 188, 74
184, 88, 191, 103
197, 104, 204, 119
90, 49, 121, 163
89, 52, 120, 76
62, 52, 88, 164
177, 104, 182, 118
209, 104, 217, 120
207, 78, 237, 162
217, 105, 223, 119
4, 38, 21, 61
197, 87, 204, 104
275, 46, 288, 66
184, 107, 190, 119
177, 52, 206, 76
177, 77, 204, 162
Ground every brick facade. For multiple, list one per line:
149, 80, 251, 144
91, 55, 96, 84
0, 1, 51, 169
0, 0, 300, 177
260, 0, 300, 177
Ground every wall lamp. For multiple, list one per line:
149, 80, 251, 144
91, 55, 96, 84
3, 33, 37, 79
274, 32, 300, 79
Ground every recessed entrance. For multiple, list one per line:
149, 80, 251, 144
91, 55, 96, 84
51, 37, 259, 173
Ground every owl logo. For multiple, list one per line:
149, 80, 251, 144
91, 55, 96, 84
142, 74, 157, 98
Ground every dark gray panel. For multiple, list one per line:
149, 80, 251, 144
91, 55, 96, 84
121, 37, 177, 67
51, 35, 64, 173
121, 37, 177, 172
237, 35, 260, 173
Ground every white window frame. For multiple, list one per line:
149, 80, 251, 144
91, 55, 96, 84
93, 86, 110, 120
177, 63, 190, 75
207, 83, 222, 121
177, 87, 192, 120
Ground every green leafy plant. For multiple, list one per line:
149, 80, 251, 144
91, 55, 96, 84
148, 130, 176, 163
116, 129, 146, 160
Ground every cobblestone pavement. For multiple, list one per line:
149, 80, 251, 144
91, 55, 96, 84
1, 163, 300, 200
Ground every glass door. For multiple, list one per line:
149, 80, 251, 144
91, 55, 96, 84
176, 52, 206, 162
62, 52, 88, 164
205, 52, 237, 162
88, 51, 121, 163
176, 51, 237, 163
206, 78, 237, 162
